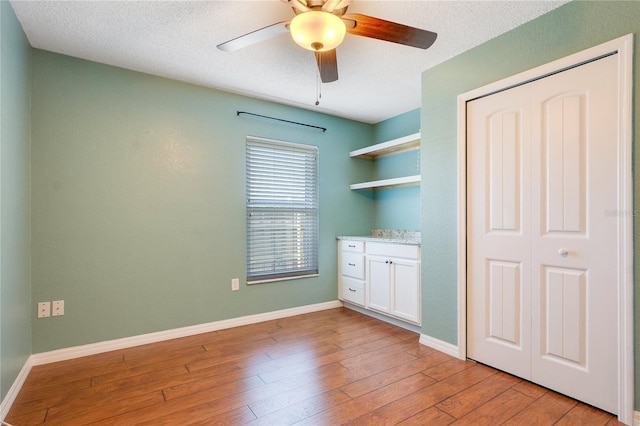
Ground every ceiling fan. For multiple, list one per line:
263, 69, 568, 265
217, 0, 437, 83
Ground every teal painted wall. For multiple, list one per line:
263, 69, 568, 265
419, 0, 639, 409
369, 109, 421, 230
373, 108, 420, 143
30, 50, 374, 353
0, 1, 32, 401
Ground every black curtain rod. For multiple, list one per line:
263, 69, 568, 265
237, 111, 327, 133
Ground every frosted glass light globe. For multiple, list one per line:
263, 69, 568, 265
290, 11, 346, 52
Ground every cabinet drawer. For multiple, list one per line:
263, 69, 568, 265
341, 253, 365, 280
366, 242, 419, 259
342, 276, 365, 306
340, 240, 364, 253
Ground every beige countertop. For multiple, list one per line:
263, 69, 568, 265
336, 229, 421, 246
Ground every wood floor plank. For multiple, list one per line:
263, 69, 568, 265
269, 324, 339, 343
247, 365, 358, 418
250, 343, 342, 374
244, 389, 353, 426
555, 403, 617, 426
121, 341, 207, 364
202, 336, 278, 356
435, 371, 522, 418
343, 363, 496, 426
335, 330, 405, 350
404, 342, 438, 358
338, 362, 497, 426
91, 363, 189, 387
164, 373, 265, 401
338, 339, 416, 370
4, 308, 619, 426
186, 405, 257, 426
25, 351, 125, 380
453, 388, 536, 425
11, 364, 188, 416
186, 352, 271, 373
97, 362, 349, 424
397, 406, 456, 426
295, 373, 436, 425
43, 391, 165, 425
254, 342, 377, 384
340, 350, 451, 399
502, 391, 579, 425
17, 367, 94, 393
511, 379, 550, 399
423, 358, 478, 381
2, 407, 48, 426
9, 377, 91, 411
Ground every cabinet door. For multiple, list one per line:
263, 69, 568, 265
391, 259, 420, 324
367, 256, 391, 313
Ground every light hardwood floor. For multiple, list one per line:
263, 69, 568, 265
6, 307, 621, 425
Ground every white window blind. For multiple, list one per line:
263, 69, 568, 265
246, 137, 319, 283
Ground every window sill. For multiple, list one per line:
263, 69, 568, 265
247, 273, 319, 285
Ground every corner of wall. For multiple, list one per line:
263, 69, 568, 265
0, 0, 34, 404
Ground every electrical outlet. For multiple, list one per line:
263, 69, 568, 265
231, 278, 240, 291
38, 302, 51, 318
52, 300, 64, 316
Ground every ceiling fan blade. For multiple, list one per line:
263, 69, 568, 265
322, 0, 351, 13
217, 21, 290, 52
315, 49, 338, 83
282, 0, 310, 13
343, 13, 437, 49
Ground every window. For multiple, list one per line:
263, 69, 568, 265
246, 136, 319, 283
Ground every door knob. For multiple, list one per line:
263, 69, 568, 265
558, 248, 569, 257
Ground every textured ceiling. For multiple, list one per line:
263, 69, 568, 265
10, 0, 567, 124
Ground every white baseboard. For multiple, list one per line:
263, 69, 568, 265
0, 356, 34, 421
340, 302, 421, 334
0, 300, 342, 421
419, 333, 462, 359
31, 300, 343, 366
633, 410, 640, 426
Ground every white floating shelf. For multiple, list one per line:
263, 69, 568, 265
349, 175, 421, 190
350, 132, 421, 159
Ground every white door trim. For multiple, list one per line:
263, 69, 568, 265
456, 34, 634, 424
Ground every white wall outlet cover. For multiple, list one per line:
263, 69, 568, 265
38, 302, 51, 318
52, 300, 65, 316
232, 278, 240, 291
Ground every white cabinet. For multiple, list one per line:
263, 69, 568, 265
338, 240, 365, 306
365, 243, 421, 325
349, 133, 421, 190
338, 239, 421, 325
367, 256, 392, 313
391, 259, 420, 323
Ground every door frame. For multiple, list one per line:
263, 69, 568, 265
456, 34, 634, 424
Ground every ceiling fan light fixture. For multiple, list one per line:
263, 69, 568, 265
290, 11, 346, 52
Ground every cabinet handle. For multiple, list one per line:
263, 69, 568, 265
385, 260, 393, 264
348, 263, 356, 266
348, 244, 356, 248
348, 288, 356, 292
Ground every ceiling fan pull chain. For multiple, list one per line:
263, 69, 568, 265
315, 68, 322, 105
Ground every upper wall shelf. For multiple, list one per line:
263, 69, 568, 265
349, 175, 421, 190
349, 132, 421, 190
350, 132, 421, 160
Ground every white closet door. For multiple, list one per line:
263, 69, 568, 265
467, 53, 619, 414
529, 54, 618, 413
467, 82, 533, 380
